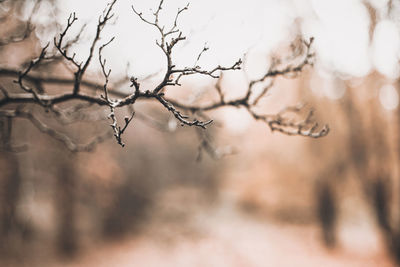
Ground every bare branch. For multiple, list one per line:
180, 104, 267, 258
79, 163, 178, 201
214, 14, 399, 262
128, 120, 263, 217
54, 12, 82, 69
0, 1, 328, 152
132, 0, 242, 94
13, 44, 50, 106
0, 109, 111, 152
155, 94, 213, 129
247, 106, 329, 139
163, 37, 328, 139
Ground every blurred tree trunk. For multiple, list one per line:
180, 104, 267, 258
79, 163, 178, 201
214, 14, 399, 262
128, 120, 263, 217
0, 150, 21, 242
344, 89, 370, 193
55, 153, 78, 256
392, 83, 400, 262
315, 180, 337, 248
0, 116, 23, 252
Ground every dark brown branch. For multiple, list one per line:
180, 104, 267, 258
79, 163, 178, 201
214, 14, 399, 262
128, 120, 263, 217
132, 0, 241, 95
163, 37, 328, 139
98, 35, 134, 147
13, 44, 50, 107
0, 1, 328, 152
54, 12, 81, 69
155, 94, 213, 128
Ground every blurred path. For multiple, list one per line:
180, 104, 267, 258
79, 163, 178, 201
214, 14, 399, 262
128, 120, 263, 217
52, 196, 394, 267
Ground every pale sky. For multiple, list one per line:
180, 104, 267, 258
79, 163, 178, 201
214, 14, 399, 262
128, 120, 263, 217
17, 0, 400, 109
18, 0, 398, 77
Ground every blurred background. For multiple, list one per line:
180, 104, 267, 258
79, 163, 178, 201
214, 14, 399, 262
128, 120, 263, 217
1, 0, 400, 266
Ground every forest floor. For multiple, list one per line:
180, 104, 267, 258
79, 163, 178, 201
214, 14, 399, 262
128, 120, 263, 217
1, 188, 395, 267
54, 191, 394, 267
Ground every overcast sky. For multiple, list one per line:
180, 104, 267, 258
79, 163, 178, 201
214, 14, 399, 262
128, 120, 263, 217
16, 0, 400, 105
9, 0, 399, 129
25, 0, 396, 78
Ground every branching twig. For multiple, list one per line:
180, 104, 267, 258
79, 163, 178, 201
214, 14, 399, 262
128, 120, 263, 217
0, 1, 328, 152
164, 37, 328, 139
